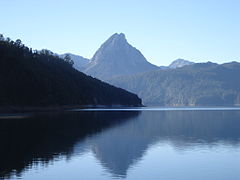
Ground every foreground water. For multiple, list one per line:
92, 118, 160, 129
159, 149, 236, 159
1, 107, 240, 180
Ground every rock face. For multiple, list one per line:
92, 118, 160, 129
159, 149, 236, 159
83, 33, 158, 80
169, 59, 194, 69
60, 53, 89, 71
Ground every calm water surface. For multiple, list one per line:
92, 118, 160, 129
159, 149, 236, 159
1, 107, 240, 180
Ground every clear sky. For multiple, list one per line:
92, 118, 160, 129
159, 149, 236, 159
1, 0, 239, 66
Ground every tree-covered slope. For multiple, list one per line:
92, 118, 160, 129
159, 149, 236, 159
0, 35, 142, 107
109, 62, 240, 106
59, 53, 89, 71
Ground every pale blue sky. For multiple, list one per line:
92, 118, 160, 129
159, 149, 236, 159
0, 0, 239, 65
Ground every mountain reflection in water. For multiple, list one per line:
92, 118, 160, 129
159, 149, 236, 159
0, 110, 240, 179
0, 111, 139, 179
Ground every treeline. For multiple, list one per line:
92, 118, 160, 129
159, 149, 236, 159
0, 34, 142, 107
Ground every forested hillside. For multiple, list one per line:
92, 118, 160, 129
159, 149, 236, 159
0, 34, 142, 107
109, 62, 240, 106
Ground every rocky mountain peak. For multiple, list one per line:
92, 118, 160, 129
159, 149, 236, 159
96, 33, 128, 54
169, 59, 194, 69
83, 33, 158, 80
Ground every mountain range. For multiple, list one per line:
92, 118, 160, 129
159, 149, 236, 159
63, 33, 240, 106
109, 62, 240, 106
2, 32, 237, 107
64, 34, 194, 80
0, 35, 142, 109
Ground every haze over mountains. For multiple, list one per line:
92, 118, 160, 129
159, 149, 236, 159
109, 62, 240, 106
169, 59, 194, 69
2, 32, 238, 107
82, 33, 158, 80
65, 33, 195, 79
64, 33, 240, 106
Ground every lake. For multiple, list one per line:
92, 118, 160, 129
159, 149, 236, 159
1, 107, 240, 180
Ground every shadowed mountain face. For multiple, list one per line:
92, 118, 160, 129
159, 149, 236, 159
82, 33, 158, 80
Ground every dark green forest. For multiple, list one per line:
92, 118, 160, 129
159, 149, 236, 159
0, 34, 141, 107
109, 62, 240, 106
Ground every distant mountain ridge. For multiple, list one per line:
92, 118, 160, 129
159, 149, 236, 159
169, 59, 194, 69
59, 53, 89, 71
61, 34, 195, 77
109, 62, 240, 106
56, 33, 240, 107
82, 33, 158, 80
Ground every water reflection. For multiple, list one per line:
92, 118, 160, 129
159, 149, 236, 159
87, 111, 240, 177
0, 110, 240, 179
0, 111, 140, 179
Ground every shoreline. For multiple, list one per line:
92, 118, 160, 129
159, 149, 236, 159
1, 104, 240, 114
0, 104, 144, 114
